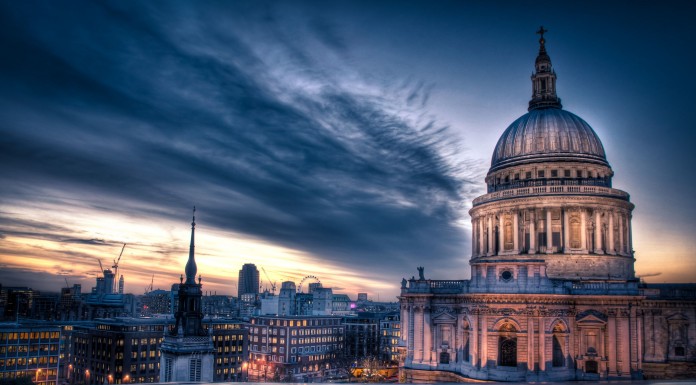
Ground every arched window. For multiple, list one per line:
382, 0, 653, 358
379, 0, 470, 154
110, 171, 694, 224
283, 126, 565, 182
498, 337, 517, 367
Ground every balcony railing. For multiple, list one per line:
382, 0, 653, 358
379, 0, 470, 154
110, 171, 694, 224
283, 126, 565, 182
473, 184, 630, 206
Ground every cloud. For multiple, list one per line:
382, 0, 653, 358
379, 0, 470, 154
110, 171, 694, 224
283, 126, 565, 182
0, 1, 484, 293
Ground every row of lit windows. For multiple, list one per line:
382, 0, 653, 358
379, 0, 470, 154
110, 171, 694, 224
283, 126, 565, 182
0, 344, 59, 355
0, 356, 58, 367
215, 357, 242, 365
215, 346, 241, 353
130, 338, 159, 346
212, 334, 240, 342
130, 350, 158, 359
0, 332, 60, 341
252, 318, 340, 327
129, 362, 158, 372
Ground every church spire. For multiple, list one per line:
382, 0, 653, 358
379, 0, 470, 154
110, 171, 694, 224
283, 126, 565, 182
528, 26, 562, 111
184, 206, 197, 285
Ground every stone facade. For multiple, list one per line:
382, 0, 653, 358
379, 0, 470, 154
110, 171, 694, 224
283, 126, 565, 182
398, 29, 696, 382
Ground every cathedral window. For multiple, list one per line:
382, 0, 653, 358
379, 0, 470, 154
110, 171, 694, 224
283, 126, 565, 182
500, 270, 513, 282
498, 337, 517, 367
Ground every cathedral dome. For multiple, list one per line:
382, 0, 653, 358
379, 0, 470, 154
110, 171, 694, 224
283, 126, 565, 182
490, 107, 608, 172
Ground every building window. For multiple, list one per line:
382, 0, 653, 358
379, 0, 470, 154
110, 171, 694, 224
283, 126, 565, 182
552, 335, 564, 367
564, 169, 571, 177
525, 171, 532, 179
190, 358, 201, 382
500, 270, 513, 282
551, 170, 558, 178
498, 337, 517, 367
538, 170, 545, 178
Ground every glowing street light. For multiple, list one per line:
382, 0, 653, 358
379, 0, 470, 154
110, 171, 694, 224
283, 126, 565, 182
35, 369, 42, 384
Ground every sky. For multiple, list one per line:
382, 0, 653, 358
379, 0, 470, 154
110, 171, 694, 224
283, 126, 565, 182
1, 1, 695, 300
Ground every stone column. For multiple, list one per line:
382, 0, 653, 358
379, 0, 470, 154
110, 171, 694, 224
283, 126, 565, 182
546, 209, 552, 253
628, 214, 633, 255
581, 209, 587, 252
424, 309, 432, 363
401, 305, 409, 345
472, 219, 477, 256
415, 307, 424, 362
481, 315, 488, 370
539, 316, 546, 372
527, 318, 535, 372
513, 210, 519, 253
620, 312, 630, 375
594, 210, 603, 254
608, 211, 615, 255
487, 216, 494, 256
499, 214, 504, 254
563, 207, 570, 252
479, 218, 485, 257
618, 213, 625, 255
471, 315, 479, 368
529, 210, 536, 254
608, 311, 617, 375
407, 305, 415, 360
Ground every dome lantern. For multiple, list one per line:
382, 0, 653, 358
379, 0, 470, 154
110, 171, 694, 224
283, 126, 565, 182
529, 26, 562, 111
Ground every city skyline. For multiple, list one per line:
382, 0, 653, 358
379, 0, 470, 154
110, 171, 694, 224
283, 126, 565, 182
1, 1, 695, 299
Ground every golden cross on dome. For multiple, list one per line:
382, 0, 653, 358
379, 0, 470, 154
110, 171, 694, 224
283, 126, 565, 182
537, 26, 548, 44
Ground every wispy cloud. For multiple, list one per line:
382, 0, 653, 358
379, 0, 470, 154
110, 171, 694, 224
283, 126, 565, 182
0, 1, 484, 295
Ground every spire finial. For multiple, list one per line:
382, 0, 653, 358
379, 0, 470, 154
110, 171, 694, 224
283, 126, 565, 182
537, 26, 548, 46
185, 206, 198, 284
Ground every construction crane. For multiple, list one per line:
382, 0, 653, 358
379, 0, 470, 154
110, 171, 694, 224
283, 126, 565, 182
64, 277, 70, 289
112, 243, 126, 292
97, 258, 104, 273
261, 267, 277, 294
145, 274, 154, 294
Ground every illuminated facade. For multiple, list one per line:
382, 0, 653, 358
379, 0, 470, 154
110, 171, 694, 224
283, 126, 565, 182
248, 315, 344, 382
399, 29, 696, 382
0, 324, 61, 385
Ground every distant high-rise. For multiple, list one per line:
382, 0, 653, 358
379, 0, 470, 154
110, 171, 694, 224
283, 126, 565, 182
237, 263, 260, 298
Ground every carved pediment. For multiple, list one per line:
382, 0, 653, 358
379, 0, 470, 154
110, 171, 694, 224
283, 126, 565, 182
666, 313, 689, 323
432, 308, 456, 323
576, 309, 608, 324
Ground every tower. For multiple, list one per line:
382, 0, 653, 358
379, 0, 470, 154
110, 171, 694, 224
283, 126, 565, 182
237, 263, 260, 299
160, 208, 214, 383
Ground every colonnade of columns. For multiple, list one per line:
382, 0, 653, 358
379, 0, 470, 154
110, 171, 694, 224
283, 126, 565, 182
471, 206, 631, 258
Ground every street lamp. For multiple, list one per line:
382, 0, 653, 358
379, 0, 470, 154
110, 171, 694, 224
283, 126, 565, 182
123, 375, 130, 384
35, 369, 42, 384
107, 374, 112, 385
242, 362, 248, 382
85, 369, 90, 385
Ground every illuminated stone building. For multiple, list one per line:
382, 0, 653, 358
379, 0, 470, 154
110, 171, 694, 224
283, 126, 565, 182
248, 315, 344, 382
0, 323, 61, 385
399, 29, 696, 382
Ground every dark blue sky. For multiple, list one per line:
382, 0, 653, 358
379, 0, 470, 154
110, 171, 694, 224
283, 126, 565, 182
1, 1, 694, 297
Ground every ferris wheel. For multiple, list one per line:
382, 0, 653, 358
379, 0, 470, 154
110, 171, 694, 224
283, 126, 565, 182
297, 275, 322, 293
